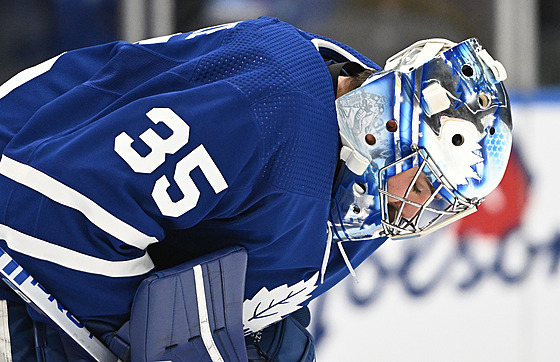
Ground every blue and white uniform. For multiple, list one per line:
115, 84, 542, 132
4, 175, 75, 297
0, 17, 386, 347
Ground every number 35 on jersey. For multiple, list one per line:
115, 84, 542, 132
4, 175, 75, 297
114, 108, 228, 217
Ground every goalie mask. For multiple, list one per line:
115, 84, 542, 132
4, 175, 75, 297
330, 38, 512, 240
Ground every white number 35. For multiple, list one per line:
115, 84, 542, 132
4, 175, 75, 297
114, 108, 228, 217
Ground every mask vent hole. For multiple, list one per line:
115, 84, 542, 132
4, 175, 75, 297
365, 134, 376, 145
462, 65, 474, 77
452, 134, 464, 146
478, 93, 491, 108
489, 127, 496, 135
386, 120, 398, 132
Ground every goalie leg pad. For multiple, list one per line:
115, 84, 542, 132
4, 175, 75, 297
111, 246, 248, 362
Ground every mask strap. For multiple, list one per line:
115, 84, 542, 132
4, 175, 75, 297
385, 39, 456, 71
336, 242, 358, 283
320, 223, 333, 284
321, 222, 359, 284
478, 49, 507, 81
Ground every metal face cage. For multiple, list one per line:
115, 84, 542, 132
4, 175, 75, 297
378, 146, 479, 239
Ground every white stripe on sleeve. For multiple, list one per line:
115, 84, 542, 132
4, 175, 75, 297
0, 156, 158, 250
0, 224, 154, 277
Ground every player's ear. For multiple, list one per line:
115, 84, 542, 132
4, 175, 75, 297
336, 76, 353, 98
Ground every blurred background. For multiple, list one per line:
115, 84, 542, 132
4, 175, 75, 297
1, 1, 558, 361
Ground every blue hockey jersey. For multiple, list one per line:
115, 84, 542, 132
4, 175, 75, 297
0, 17, 386, 335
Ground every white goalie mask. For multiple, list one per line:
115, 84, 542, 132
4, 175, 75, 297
330, 38, 513, 240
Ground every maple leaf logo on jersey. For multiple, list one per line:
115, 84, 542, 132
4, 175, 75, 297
243, 272, 319, 334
